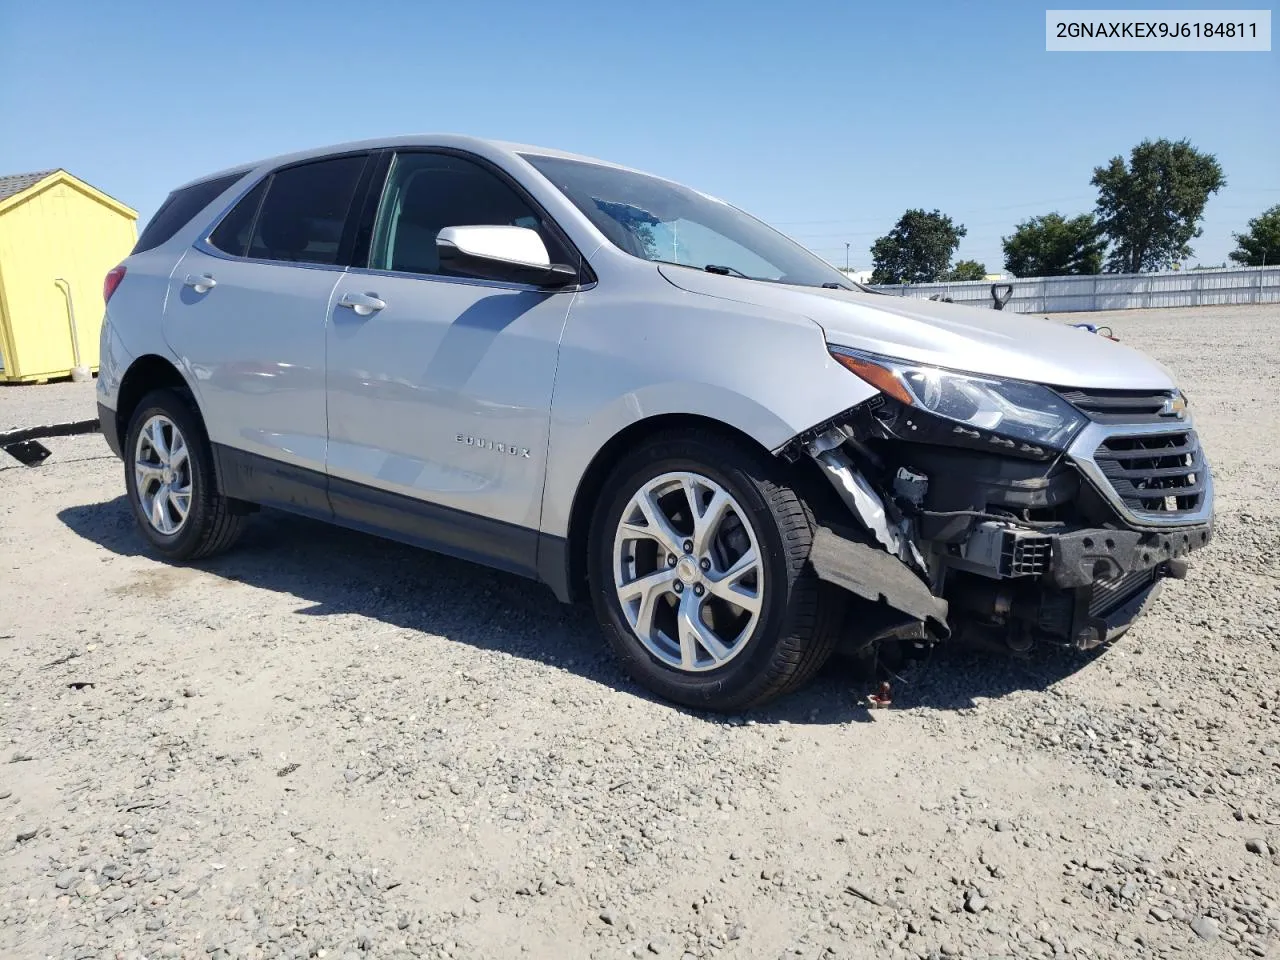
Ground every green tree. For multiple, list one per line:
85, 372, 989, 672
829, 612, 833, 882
1091, 138, 1225, 273
947, 259, 987, 281
1001, 213, 1105, 277
870, 209, 966, 284
1229, 204, 1280, 267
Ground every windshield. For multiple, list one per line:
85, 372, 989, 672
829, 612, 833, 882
522, 154, 854, 289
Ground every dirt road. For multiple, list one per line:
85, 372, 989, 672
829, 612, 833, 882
2, 305, 1277, 960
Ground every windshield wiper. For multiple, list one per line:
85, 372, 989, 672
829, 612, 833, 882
704, 264, 750, 279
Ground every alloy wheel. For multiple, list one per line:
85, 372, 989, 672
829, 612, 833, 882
133, 414, 192, 536
612, 471, 764, 672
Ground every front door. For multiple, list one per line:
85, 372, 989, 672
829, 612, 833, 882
163, 154, 370, 475
324, 150, 578, 574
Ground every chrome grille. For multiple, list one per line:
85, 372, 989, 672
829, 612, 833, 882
1058, 387, 1181, 424
1093, 429, 1206, 518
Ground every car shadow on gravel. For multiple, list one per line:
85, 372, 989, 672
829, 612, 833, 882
59, 496, 1107, 725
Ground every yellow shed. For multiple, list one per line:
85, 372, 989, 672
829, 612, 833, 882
0, 169, 137, 383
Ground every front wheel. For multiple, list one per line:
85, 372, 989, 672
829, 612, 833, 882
587, 429, 845, 711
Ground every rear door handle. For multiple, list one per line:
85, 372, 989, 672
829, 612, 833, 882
337, 292, 386, 317
184, 274, 216, 293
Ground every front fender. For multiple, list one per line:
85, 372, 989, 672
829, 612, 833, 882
540, 282, 877, 538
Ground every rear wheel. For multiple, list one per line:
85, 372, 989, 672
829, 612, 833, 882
587, 429, 845, 711
124, 389, 246, 560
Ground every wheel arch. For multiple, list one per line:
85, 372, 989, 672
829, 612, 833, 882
114, 355, 196, 455
547, 412, 835, 603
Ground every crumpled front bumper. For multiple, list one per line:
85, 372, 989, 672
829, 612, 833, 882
809, 517, 1214, 652
1047, 520, 1214, 589
1049, 519, 1213, 649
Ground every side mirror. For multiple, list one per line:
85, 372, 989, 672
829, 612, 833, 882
436, 226, 577, 288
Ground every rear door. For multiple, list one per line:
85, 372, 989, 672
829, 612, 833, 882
163, 153, 371, 480
324, 150, 579, 574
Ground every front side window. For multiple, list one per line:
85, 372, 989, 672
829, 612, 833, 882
522, 154, 853, 289
218, 155, 367, 265
369, 152, 567, 277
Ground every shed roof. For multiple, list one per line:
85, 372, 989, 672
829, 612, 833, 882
0, 169, 58, 203
0, 169, 136, 219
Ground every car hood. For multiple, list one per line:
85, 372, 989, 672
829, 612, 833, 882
657, 266, 1177, 390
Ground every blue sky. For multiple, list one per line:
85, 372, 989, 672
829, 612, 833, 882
1, 0, 1275, 271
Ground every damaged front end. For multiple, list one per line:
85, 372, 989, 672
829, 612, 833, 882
783, 349, 1214, 656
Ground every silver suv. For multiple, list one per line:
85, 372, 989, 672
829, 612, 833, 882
98, 136, 1213, 710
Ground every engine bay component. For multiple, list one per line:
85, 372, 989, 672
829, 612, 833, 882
949, 522, 1053, 579
893, 466, 928, 507
805, 429, 903, 557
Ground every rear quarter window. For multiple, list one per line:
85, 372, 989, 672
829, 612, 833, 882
208, 179, 268, 257
132, 172, 246, 254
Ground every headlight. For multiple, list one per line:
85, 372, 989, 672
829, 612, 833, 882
829, 347, 1087, 449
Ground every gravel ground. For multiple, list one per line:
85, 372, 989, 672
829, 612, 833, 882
1, 304, 1277, 960
0, 379, 100, 434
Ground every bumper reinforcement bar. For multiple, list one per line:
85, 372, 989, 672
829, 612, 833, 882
1050, 522, 1213, 589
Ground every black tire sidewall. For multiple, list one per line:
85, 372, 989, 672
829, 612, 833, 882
587, 433, 807, 709
123, 389, 217, 559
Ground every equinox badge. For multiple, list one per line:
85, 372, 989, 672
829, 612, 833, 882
456, 434, 531, 458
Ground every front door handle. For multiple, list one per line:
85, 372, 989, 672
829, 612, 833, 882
184, 274, 217, 293
337, 292, 386, 317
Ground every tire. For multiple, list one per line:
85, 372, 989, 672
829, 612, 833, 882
124, 388, 246, 560
587, 428, 846, 711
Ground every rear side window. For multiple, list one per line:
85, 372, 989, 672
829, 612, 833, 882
133, 172, 245, 254
246, 156, 367, 265
208, 179, 268, 256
